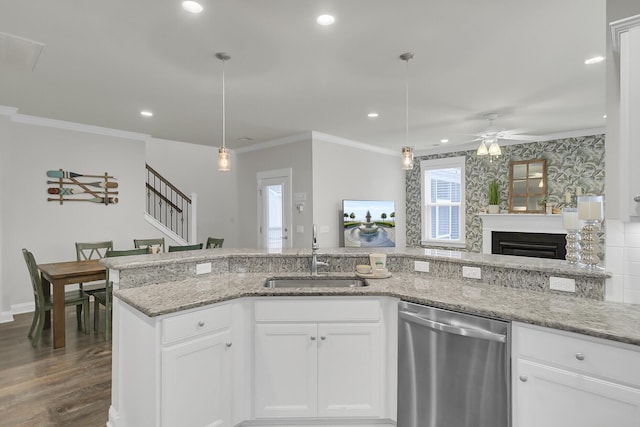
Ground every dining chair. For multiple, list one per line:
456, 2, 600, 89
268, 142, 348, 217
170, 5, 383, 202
22, 248, 90, 346
206, 237, 224, 249
75, 240, 113, 295
168, 243, 203, 252
93, 247, 148, 340
134, 238, 165, 253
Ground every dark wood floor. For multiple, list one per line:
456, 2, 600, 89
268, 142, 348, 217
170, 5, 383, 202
0, 307, 111, 426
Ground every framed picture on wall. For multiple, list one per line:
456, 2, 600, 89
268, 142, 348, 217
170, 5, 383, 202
341, 199, 396, 247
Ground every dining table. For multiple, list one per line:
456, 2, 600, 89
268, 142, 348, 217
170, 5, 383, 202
37, 259, 106, 348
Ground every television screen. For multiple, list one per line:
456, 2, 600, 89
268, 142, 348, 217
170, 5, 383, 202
342, 199, 396, 247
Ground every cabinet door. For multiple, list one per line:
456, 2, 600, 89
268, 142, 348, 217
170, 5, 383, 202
254, 323, 318, 418
162, 329, 232, 427
317, 323, 383, 418
515, 359, 640, 427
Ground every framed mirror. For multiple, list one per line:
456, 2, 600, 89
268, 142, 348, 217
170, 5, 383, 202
509, 159, 547, 213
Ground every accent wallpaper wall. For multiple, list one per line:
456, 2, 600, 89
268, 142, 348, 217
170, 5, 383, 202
405, 134, 606, 252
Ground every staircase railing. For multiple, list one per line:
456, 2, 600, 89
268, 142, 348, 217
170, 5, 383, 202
145, 163, 194, 242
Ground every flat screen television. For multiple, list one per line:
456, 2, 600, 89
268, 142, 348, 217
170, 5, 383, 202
341, 199, 396, 247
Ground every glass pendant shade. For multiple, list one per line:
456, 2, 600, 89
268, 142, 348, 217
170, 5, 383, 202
218, 146, 230, 172
476, 141, 489, 155
402, 146, 414, 170
488, 141, 502, 156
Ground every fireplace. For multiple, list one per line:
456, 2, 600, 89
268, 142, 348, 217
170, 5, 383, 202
492, 231, 566, 260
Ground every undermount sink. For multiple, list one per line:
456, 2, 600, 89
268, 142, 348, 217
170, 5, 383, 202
263, 277, 368, 288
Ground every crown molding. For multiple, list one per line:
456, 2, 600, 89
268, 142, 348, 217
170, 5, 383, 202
311, 131, 398, 157
0, 105, 149, 141
414, 128, 605, 157
234, 132, 311, 154
610, 14, 640, 53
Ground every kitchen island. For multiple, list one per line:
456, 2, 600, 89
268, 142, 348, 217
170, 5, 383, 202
104, 248, 640, 427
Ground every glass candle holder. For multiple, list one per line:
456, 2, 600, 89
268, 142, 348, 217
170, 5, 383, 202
562, 208, 581, 264
577, 195, 603, 269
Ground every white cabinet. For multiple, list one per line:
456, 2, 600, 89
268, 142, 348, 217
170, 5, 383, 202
253, 298, 384, 420
110, 300, 239, 427
513, 322, 640, 427
611, 15, 640, 219
162, 329, 232, 426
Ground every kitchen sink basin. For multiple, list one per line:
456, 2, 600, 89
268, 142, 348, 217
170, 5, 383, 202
263, 277, 368, 288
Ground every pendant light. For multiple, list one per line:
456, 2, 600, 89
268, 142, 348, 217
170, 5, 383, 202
400, 52, 414, 170
216, 52, 231, 172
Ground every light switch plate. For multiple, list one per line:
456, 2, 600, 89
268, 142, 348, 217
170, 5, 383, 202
462, 266, 482, 279
414, 261, 430, 272
196, 262, 212, 275
550, 276, 575, 292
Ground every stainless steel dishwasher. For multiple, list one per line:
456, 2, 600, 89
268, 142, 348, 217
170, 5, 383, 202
397, 301, 511, 427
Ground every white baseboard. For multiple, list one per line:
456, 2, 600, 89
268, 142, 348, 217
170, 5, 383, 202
0, 302, 34, 323
238, 419, 395, 427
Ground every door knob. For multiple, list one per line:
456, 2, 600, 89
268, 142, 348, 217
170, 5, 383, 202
198, 321, 205, 327
575, 352, 585, 361
320, 336, 326, 340
310, 336, 316, 340
226, 342, 232, 348
519, 375, 528, 382
634, 195, 640, 203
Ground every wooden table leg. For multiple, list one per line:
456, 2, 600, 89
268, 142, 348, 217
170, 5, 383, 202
51, 280, 65, 348
41, 274, 51, 330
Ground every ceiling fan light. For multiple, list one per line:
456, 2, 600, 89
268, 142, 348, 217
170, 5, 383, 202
402, 146, 414, 170
488, 141, 502, 156
476, 141, 489, 156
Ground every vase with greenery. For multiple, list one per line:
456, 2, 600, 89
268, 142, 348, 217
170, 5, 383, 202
488, 180, 500, 213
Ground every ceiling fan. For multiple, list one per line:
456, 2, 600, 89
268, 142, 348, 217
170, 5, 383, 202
473, 113, 537, 156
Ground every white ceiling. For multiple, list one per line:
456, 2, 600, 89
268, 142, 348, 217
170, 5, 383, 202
0, 0, 606, 154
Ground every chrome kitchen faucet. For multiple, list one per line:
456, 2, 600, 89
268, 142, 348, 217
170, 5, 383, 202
311, 224, 329, 276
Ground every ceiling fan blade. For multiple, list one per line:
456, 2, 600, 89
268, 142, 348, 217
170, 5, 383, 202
499, 134, 539, 141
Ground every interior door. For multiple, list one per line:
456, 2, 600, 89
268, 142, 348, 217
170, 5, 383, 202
257, 169, 292, 249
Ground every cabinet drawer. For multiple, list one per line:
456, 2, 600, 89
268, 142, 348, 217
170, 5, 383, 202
514, 323, 640, 387
255, 298, 381, 322
163, 304, 231, 344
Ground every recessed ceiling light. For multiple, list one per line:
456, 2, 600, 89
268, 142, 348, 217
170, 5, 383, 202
367, 112, 379, 118
140, 110, 153, 117
603, 114, 607, 119
440, 139, 449, 143
584, 55, 604, 65
182, 1, 203, 14
316, 15, 335, 26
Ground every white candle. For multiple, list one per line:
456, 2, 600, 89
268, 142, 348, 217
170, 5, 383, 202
563, 210, 579, 230
577, 196, 603, 221
576, 187, 582, 196
564, 192, 571, 203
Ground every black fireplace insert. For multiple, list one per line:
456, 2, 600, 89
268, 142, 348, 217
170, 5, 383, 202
491, 231, 566, 260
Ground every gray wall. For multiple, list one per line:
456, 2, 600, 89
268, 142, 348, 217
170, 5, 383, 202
406, 135, 605, 251
236, 135, 314, 248
311, 133, 405, 248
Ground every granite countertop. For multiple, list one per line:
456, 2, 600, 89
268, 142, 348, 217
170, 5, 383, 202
114, 271, 640, 346
102, 247, 610, 279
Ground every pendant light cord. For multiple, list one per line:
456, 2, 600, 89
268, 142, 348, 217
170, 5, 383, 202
405, 58, 409, 147
221, 58, 226, 150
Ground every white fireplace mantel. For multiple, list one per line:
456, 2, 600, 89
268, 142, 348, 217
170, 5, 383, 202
479, 213, 565, 254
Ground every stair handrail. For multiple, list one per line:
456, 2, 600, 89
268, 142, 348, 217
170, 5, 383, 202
145, 163, 194, 242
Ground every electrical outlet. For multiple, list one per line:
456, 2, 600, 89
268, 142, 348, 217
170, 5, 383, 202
414, 261, 430, 272
462, 266, 482, 279
550, 276, 575, 292
196, 262, 212, 275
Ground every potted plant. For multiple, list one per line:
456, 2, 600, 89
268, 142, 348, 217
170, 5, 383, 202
488, 180, 500, 214
538, 197, 547, 213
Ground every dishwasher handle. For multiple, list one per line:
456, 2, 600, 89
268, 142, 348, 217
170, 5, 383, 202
399, 310, 507, 343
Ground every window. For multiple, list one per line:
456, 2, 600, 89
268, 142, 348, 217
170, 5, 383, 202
421, 156, 465, 247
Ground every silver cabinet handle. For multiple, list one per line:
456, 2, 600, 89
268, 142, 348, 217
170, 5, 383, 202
519, 375, 528, 382
320, 336, 326, 340
399, 310, 507, 343
226, 342, 232, 348
575, 352, 585, 361
198, 321, 205, 327
310, 336, 316, 340
634, 195, 640, 203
